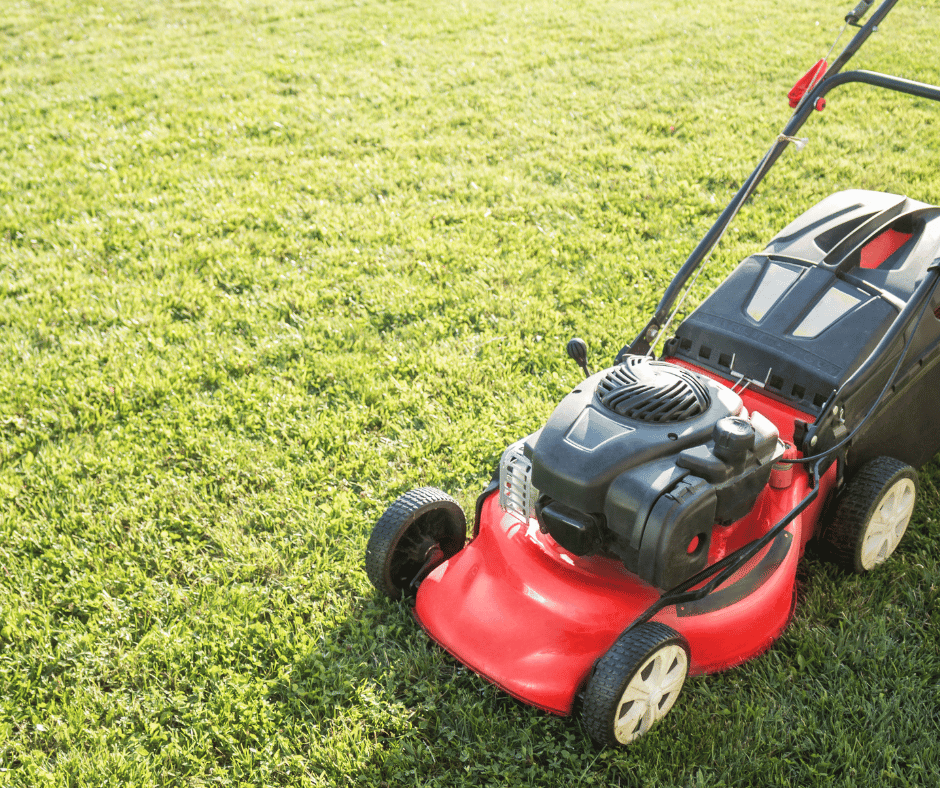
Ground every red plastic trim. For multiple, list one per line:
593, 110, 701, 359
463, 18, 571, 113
859, 228, 911, 269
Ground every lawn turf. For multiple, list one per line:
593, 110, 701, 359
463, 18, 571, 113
1, 0, 938, 785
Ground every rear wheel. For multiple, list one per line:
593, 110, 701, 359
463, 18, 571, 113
825, 457, 917, 573
365, 487, 466, 599
581, 622, 689, 747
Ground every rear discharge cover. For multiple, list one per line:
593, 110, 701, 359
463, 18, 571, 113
668, 190, 940, 416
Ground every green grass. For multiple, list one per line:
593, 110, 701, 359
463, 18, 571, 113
1, 0, 939, 785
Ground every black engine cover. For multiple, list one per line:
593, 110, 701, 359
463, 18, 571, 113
530, 357, 780, 589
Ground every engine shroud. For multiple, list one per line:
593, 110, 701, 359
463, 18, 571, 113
528, 357, 781, 589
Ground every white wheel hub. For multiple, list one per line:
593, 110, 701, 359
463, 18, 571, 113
861, 477, 915, 570
613, 643, 688, 744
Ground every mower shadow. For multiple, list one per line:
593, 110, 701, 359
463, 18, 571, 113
268, 591, 596, 783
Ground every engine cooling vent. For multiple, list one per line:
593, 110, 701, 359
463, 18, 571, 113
597, 358, 710, 423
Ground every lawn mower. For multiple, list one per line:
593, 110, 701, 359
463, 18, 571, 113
365, 0, 940, 746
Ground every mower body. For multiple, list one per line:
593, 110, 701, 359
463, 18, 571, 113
412, 189, 940, 714
416, 389, 833, 714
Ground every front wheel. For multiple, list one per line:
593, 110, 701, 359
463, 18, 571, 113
581, 622, 689, 747
824, 457, 917, 573
365, 487, 466, 600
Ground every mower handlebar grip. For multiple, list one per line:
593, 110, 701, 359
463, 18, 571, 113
845, 0, 874, 25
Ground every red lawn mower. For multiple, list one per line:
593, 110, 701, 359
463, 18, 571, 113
365, 0, 940, 746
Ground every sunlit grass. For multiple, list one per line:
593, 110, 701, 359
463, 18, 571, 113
1, 0, 938, 785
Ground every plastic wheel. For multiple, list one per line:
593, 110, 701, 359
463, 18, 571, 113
581, 622, 689, 747
365, 487, 466, 600
825, 456, 917, 573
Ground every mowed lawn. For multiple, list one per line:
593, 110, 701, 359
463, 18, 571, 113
1, 0, 938, 785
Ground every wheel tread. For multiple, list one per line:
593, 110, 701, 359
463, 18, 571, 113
581, 622, 688, 747
824, 457, 917, 574
365, 487, 465, 599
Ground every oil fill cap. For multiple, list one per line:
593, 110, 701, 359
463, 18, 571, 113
712, 416, 755, 463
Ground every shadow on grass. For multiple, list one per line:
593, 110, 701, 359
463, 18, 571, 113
268, 590, 612, 787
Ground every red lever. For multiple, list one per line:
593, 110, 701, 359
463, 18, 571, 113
788, 59, 828, 109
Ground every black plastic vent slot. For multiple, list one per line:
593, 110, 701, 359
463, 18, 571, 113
597, 359, 710, 423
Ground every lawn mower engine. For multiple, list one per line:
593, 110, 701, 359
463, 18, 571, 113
508, 356, 784, 590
